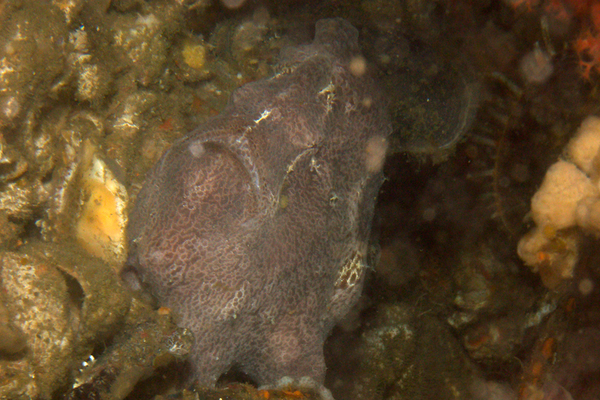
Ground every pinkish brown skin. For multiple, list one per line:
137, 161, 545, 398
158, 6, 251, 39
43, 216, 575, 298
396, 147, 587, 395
127, 18, 391, 387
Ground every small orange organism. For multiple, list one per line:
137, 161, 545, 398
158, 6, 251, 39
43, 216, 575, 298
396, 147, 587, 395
281, 390, 306, 398
564, 0, 600, 79
575, 29, 600, 79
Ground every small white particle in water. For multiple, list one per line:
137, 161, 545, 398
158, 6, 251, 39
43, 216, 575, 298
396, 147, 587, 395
423, 207, 436, 222
361, 96, 373, 108
520, 45, 553, 84
579, 278, 594, 296
365, 136, 388, 173
349, 55, 367, 77
188, 141, 204, 158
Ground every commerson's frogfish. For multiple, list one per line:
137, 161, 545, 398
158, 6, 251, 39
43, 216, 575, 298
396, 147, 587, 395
127, 17, 391, 391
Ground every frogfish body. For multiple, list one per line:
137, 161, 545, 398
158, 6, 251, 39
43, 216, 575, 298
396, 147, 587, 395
127, 18, 391, 387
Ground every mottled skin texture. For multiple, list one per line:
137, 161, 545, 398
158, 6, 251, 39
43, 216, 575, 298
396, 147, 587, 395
127, 18, 391, 387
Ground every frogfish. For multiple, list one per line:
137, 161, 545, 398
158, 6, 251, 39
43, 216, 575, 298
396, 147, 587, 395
127, 17, 391, 392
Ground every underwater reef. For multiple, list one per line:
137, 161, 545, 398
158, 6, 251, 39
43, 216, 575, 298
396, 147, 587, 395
1, 0, 600, 399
